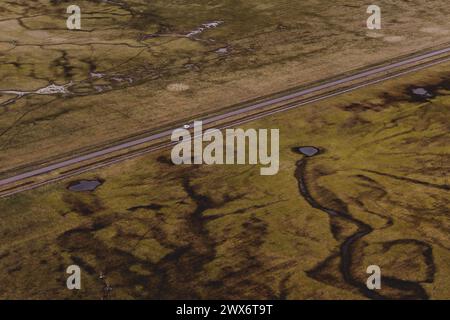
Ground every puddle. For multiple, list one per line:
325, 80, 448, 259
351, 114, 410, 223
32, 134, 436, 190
90, 72, 105, 79
186, 21, 224, 38
67, 179, 103, 192
141, 21, 223, 41
411, 87, 432, 97
0, 82, 72, 97
293, 146, 320, 157
409, 86, 435, 101
215, 47, 229, 55
0, 82, 73, 106
36, 83, 72, 95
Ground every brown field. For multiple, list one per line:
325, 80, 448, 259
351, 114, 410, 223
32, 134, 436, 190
0, 60, 448, 299
1, 0, 450, 173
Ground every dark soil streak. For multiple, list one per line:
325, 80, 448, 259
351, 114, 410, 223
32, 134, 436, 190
362, 169, 450, 191
127, 203, 165, 212
151, 175, 220, 299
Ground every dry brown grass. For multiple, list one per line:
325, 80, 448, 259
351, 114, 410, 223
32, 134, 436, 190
0, 60, 448, 299
1, 0, 450, 172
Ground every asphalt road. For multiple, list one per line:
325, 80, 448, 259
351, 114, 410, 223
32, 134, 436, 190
1, 46, 450, 197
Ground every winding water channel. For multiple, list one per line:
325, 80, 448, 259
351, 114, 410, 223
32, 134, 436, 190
292, 147, 432, 299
